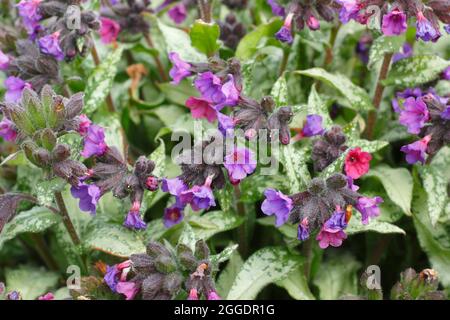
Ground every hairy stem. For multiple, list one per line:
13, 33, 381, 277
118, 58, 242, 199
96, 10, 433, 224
90, 44, 116, 113
197, 0, 212, 23
143, 32, 169, 82
234, 185, 248, 257
279, 49, 290, 77
302, 238, 313, 279
54, 191, 82, 247
365, 53, 393, 140
324, 24, 340, 67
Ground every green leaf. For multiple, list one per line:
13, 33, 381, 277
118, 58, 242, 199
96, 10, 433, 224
419, 151, 449, 226
189, 211, 244, 241
236, 19, 283, 60
412, 185, 450, 287
158, 80, 199, 106
313, 253, 361, 299
34, 178, 66, 207
346, 213, 405, 235
257, 216, 297, 239
280, 145, 311, 193
158, 20, 206, 62
5, 265, 59, 300
144, 140, 166, 208
306, 84, 333, 128
0, 207, 60, 250
84, 221, 146, 258
275, 266, 315, 300
366, 165, 413, 216
368, 35, 404, 70
178, 222, 198, 252
270, 75, 288, 106
215, 183, 233, 213
216, 250, 244, 298
84, 46, 123, 114
383, 55, 450, 88
190, 20, 220, 56
227, 247, 304, 300
210, 243, 239, 266
295, 68, 373, 111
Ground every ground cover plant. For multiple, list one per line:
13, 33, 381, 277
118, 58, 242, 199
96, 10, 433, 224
0, 0, 449, 300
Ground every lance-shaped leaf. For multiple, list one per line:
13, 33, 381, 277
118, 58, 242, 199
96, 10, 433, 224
307, 84, 333, 128
346, 212, 405, 235
280, 145, 311, 193
271, 75, 288, 107
368, 35, 404, 70
190, 20, 221, 56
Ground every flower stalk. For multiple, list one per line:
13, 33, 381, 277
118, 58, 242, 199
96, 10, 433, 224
143, 32, 169, 82
197, 0, 212, 23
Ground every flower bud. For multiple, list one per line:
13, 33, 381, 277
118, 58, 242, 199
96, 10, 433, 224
52, 144, 71, 162
194, 239, 210, 261
37, 128, 57, 151
145, 176, 159, 191
162, 273, 183, 295
22, 87, 47, 130
33, 148, 51, 167
146, 242, 171, 259
141, 273, 165, 300
154, 255, 177, 274
177, 244, 197, 271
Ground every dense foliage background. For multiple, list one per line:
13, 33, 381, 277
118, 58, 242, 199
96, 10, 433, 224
0, 0, 449, 300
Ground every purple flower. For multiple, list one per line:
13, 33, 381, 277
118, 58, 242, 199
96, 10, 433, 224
0, 117, 18, 141
124, 201, 147, 230
169, 52, 192, 85
400, 135, 431, 165
70, 182, 101, 215
4, 76, 31, 103
0, 49, 10, 70
7, 291, 21, 300
381, 8, 407, 36
445, 25, 450, 34
398, 97, 430, 134
267, 0, 285, 17
393, 43, 413, 63
163, 205, 184, 228
180, 178, 216, 211
38, 32, 64, 61
355, 34, 372, 64
275, 12, 294, 43
116, 281, 138, 300
194, 72, 224, 104
347, 176, 360, 192
81, 125, 108, 158
104, 265, 120, 292
337, 0, 362, 24
441, 106, 450, 120
16, 0, 42, 20
323, 208, 348, 232
261, 188, 293, 227
76, 114, 92, 136
442, 66, 450, 81
302, 114, 324, 137
297, 217, 310, 241
215, 75, 240, 110
162, 177, 188, 207
356, 196, 383, 225
224, 147, 257, 184
217, 112, 235, 136
416, 12, 440, 42
168, 3, 187, 24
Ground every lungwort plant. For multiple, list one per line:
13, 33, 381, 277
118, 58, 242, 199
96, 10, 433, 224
0, 0, 449, 300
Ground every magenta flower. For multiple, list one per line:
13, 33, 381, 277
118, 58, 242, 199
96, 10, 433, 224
261, 188, 293, 227
168, 3, 187, 24
306, 15, 320, 31
38, 32, 64, 61
416, 11, 440, 42
4, 76, 31, 103
297, 217, 310, 241
100, 17, 121, 44
381, 8, 407, 36
0, 49, 10, 70
116, 281, 138, 300
275, 13, 294, 44
145, 176, 159, 191
316, 229, 347, 249
169, 52, 192, 85
124, 201, 147, 230
347, 176, 360, 192
400, 135, 431, 165
356, 196, 383, 225
38, 293, 54, 300
188, 288, 199, 300
393, 43, 413, 63
180, 179, 216, 212
70, 182, 101, 215
224, 147, 256, 184
337, 0, 362, 23
267, 0, 285, 17
0, 117, 18, 141
194, 72, 224, 104
81, 125, 108, 158
76, 114, 92, 136
163, 205, 184, 228
399, 97, 430, 134
185, 97, 217, 123
344, 147, 372, 180
302, 114, 324, 137
207, 291, 221, 300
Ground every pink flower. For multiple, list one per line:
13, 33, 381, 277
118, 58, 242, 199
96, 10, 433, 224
188, 288, 199, 300
76, 114, 92, 136
344, 147, 372, 179
116, 281, 138, 300
316, 229, 347, 249
100, 17, 120, 44
0, 49, 10, 70
185, 97, 218, 123
381, 8, 407, 36
0, 117, 18, 141
38, 292, 54, 300
168, 3, 187, 24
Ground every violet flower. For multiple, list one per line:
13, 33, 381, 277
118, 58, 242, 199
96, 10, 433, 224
224, 147, 256, 184
381, 8, 407, 36
169, 52, 192, 85
38, 32, 65, 61
214, 75, 240, 110
194, 72, 225, 104
275, 13, 294, 44
16, 0, 42, 36
162, 177, 188, 207
168, 3, 187, 24
267, 0, 285, 17
400, 135, 431, 165
356, 196, 383, 225
217, 112, 235, 136
179, 177, 216, 211
416, 11, 440, 42
81, 124, 108, 158
393, 43, 413, 63
399, 97, 430, 134
163, 205, 184, 228
261, 188, 293, 227
337, 0, 362, 24
124, 201, 147, 230
442, 67, 450, 81
302, 114, 324, 137
4, 76, 31, 103
0, 117, 18, 141
441, 106, 450, 120
297, 217, 310, 241
70, 182, 101, 215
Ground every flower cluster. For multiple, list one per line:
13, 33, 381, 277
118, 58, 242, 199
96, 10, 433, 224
104, 240, 220, 300
391, 268, 446, 300
393, 88, 450, 164
262, 173, 383, 249
336, 0, 450, 42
